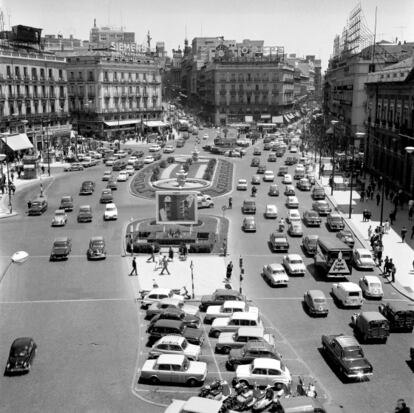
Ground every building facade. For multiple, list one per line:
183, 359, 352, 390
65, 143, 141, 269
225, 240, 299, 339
0, 47, 70, 152
66, 51, 162, 138
365, 58, 414, 195
89, 21, 135, 48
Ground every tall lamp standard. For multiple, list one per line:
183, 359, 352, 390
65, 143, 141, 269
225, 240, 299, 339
348, 132, 365, 218
0, 151, 12, 213
328, 120, 339, 195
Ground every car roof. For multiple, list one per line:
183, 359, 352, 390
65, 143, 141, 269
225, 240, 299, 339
266, 204, 277, 209
335, 335, 360, 348
307, 289, 326, 299
238, 326, 264, 336
12, 337, 33, 348
286, 254, 302, 260
214, 288, 240, 296
359, 311, 387, 322
337, 282, 361, 291
79, 205, 91, 209
90, 236, 104, 242
362, 275, 380, 283
156, 354, 185, 364
230, 312, 259, 321
157, 335, 185, 346
153, 319, 184, 328
244, 340, 273, 351
183, 397, 223, 413
252, 358, 281, 369
61, 195, 73, 200
54, 236, 69, 242
267, 263, 284, 271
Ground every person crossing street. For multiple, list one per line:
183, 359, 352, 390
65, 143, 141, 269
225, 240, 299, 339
129, 257, 138, 276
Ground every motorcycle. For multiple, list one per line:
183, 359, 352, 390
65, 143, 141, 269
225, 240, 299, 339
199, 379, 231, 401
296, 376, 317, 398
252, 383, 289, 412
225, 381, 257, 411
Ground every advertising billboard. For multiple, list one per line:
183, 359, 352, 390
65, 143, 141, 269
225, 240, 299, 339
156, 191, 198, 225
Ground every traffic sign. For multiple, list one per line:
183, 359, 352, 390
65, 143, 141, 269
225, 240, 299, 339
328, 252, 350, 275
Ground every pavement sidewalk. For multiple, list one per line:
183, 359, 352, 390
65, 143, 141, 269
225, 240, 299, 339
318, 175, 414, 302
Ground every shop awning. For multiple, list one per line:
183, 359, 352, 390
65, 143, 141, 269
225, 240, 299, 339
1, 133, 33, 151
283, 115, 291, 123
272, 116, 284, 124
257, 123, 276, 127
104, 119, 142, 127
144, 120, 168, 128
229, 123, 250, 128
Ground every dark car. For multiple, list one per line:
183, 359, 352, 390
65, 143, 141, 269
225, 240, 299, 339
210, 146, 225, 155
226, 341, 281, 371
312, 187, 326, 200
100, 189, 113, 204
269, 233, 289, 252
28, 198, 48, 215
147, 319, 204, 346
87, 236, 106, 260
253, 148, 262, 156
79, 180, 95, 195
50, 236, 72, 261
336, 230, 355, 248
59, 195, 74, 211
303, 210, 322, 227
4, 337, 37, 375
257, 165, 266, 174
199, 289, 245, 312
149, 308, 201, 329
250, 157, 260, 167
242, 200, 256, 214
112, 160, 127, 171
153, 153, 162, 161
77, 205, 93, 223
379, 301, 414, 332
107, 179, 118, 190
132, 150, 145, 158
133, 160, 145, 170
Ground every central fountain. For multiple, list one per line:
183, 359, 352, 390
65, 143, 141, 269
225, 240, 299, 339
176, 166, 188, 188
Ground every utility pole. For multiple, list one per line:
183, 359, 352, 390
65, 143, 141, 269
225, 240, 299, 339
239, 255, 244, 294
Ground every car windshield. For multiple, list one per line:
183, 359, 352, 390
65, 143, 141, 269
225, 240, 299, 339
12, 348, 28, 357
56, 211, 65, 216
31, 202, 42, 207
107, 206, 116, 211
314, 298, 326, 303
54, 241, 67, 248
290, 259, 302, 264
343, 348, 364, 359
370, 282, 381, 288
360, 254, 371, 259
91, 241, 104, 247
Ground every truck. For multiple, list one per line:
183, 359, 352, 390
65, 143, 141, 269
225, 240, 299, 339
199, 289, 244, 312
321, 334, 373, 381
351, 311, 390, 343
379, 301, 414, 332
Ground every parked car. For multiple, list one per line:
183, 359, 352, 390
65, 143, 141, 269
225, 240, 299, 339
268, 184, 279, 196
353, 248, 376, 270
327, 213, 345, 231
148, 335, 201, 361
59, 195, 73, 211
312, 200, 332, 216
283, 254, 306, 276
359, 276, 383, 299
149, 307, 201, 330
139, 354, 207, 386
51, 209, 67, 227
242, 200, 256, 214
302, 235, 319, 256
226, 341, 281, 371
237, 179, 248, 190
303, 210, 321, 227
204, 301, 258, 324
4, 337, 37, 375
209, 312, 263, 339
64, 163, 84, 172
262, 263, 289, 287
269, 233, 289, 252
242, 216, 256, 232
77, 205, 93, 223
50, 237, 72, 261
145, 298, 199, 319
117, 171, 129, 182
336, 230, 355, 248
197, 195, 214, 209
86, 236, 106, 260
141, 288, 184, 310
100, 189, 113, 204
265, 204, 278, 219
147, 319, 204, 346
303, 290, 329, 316
199, 289, 245, 312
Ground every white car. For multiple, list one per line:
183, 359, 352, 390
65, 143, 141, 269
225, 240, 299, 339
204, 301, 258, 324
149, 144, 161, 152
105, 157, 116, 166
263, 171, 275, 182
148, 335, 201, 361
359, 275, 384, 299
103, 203, 118, 220
117, 171, 129, 181
141, 288, 184, 309
163, 145, 175, 153
283, 254, 306, 276
286, 209, 301, 223
102, 170, 113, 181
285, 196, 299, 209
125, 165, 135, 176
353, 248, 376, 270
262, 263, 289, 287
237, 179, 248, 190
265, 204, 278, 219
236, 358, 292, 387
51, 209, 67, 227
290, 145, 298, 153
198, 195, 214, 209
140, 354, 207, 386
203, 134, 209, 140
144, 156, 155, 164
282, 174, 292, 184
332, 282, 363, 308
127, 156, 137, 165
164, 397, 225, 413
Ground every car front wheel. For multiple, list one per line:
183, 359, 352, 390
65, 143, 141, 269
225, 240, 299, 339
187, 378, 199, 387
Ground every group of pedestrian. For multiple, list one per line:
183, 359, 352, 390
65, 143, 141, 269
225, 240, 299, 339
383, 256, 397, 282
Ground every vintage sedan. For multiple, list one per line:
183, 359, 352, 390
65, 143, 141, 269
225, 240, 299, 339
312, 200, 332, 216
51, 209, 67, 227
268, 184, 279, 196
353, 248, 376, 270
237, 179, 248, 191
296, 178, 311, 191
265, 204, 278, 219
197, 195, 214, 209
263, 171, 275, 182
235, 358, 291, 388
145, 297, 198, 319
282, 174, 292, 184
359, 275, 384, 299
204, 301, 258, 324
100, 189, 113, 204
148, 335, 201, 361
286, 209, 301, 223
251, 175, 261, 185
242, 216, 256, 232
303, 210, 322, 227
141, 290, 185, 310
139, 354, 207, 386
302, 235, 319, 256
59, 195, 74, 211
250, 157, 260, 167
50, 237, 72, 261
285, 196, 299, 209
336, 230, 355, 248
262, 263, 289, 287
283, 254, 306, 276
86, 236, 106, 260
269, 234, 289, 252
102, 170, 113, 181
4, 337, 37, 375
77, 205, 93, 223
284, 185, 295, 196
163, 145, 175, 153
149, 307, 201, 329
287, 222, 303, 237
303, 290, 329, 316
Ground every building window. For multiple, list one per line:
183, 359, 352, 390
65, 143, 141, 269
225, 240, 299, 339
59, 69, 63, 79
88, 71, 94, 81
78, 72, 83, 80
247, 73, 251, 81
40, 68, 45, 79
48, 69, 53, 79
6, 66, 11, 77
15, 67, 20, 78
23, 67, 28, 77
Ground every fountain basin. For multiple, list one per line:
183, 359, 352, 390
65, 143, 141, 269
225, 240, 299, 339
152, 178, 210, 190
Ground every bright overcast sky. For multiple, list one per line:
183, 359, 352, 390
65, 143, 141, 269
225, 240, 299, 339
2, 0, 414, 71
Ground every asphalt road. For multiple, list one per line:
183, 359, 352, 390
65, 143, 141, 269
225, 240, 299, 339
0, 128, 412, 413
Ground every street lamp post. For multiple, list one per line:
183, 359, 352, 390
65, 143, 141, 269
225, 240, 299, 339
0, 139, 12, 213
190, 260, 195, 299
349, 132, 365, 218
330, 120, 339, 195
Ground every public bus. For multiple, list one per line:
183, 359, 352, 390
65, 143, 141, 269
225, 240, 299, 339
314, 236, 353, 278
177, 119, 189, 132
213, 136, 237, 148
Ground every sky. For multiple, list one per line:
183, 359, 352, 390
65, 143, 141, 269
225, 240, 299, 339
1, 0, 414, 71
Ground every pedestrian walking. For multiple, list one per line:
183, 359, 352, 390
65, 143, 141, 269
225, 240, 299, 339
383, 256, 389, 274
390, 261, 396, 283
10, 171, 14, 181
376, 245, 383, 267
368, 225, 372, 239
146, 244, 156, 263
360, 190, 365, 202
389, 211, 396, 225
370, 190, 374, 200
9, 183, 15, 194
384, 219, 390, 234
226, 261, 233, 280
363, 209, 370, 222
376, 192, 381, 206
401, 226, 408, 242
228, 197, 232, 209
160, 255, 170, 275
129, 257, 138, 276
41, 165, 45, 175
27, 200, 32, 210
168, 246, 174, 261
